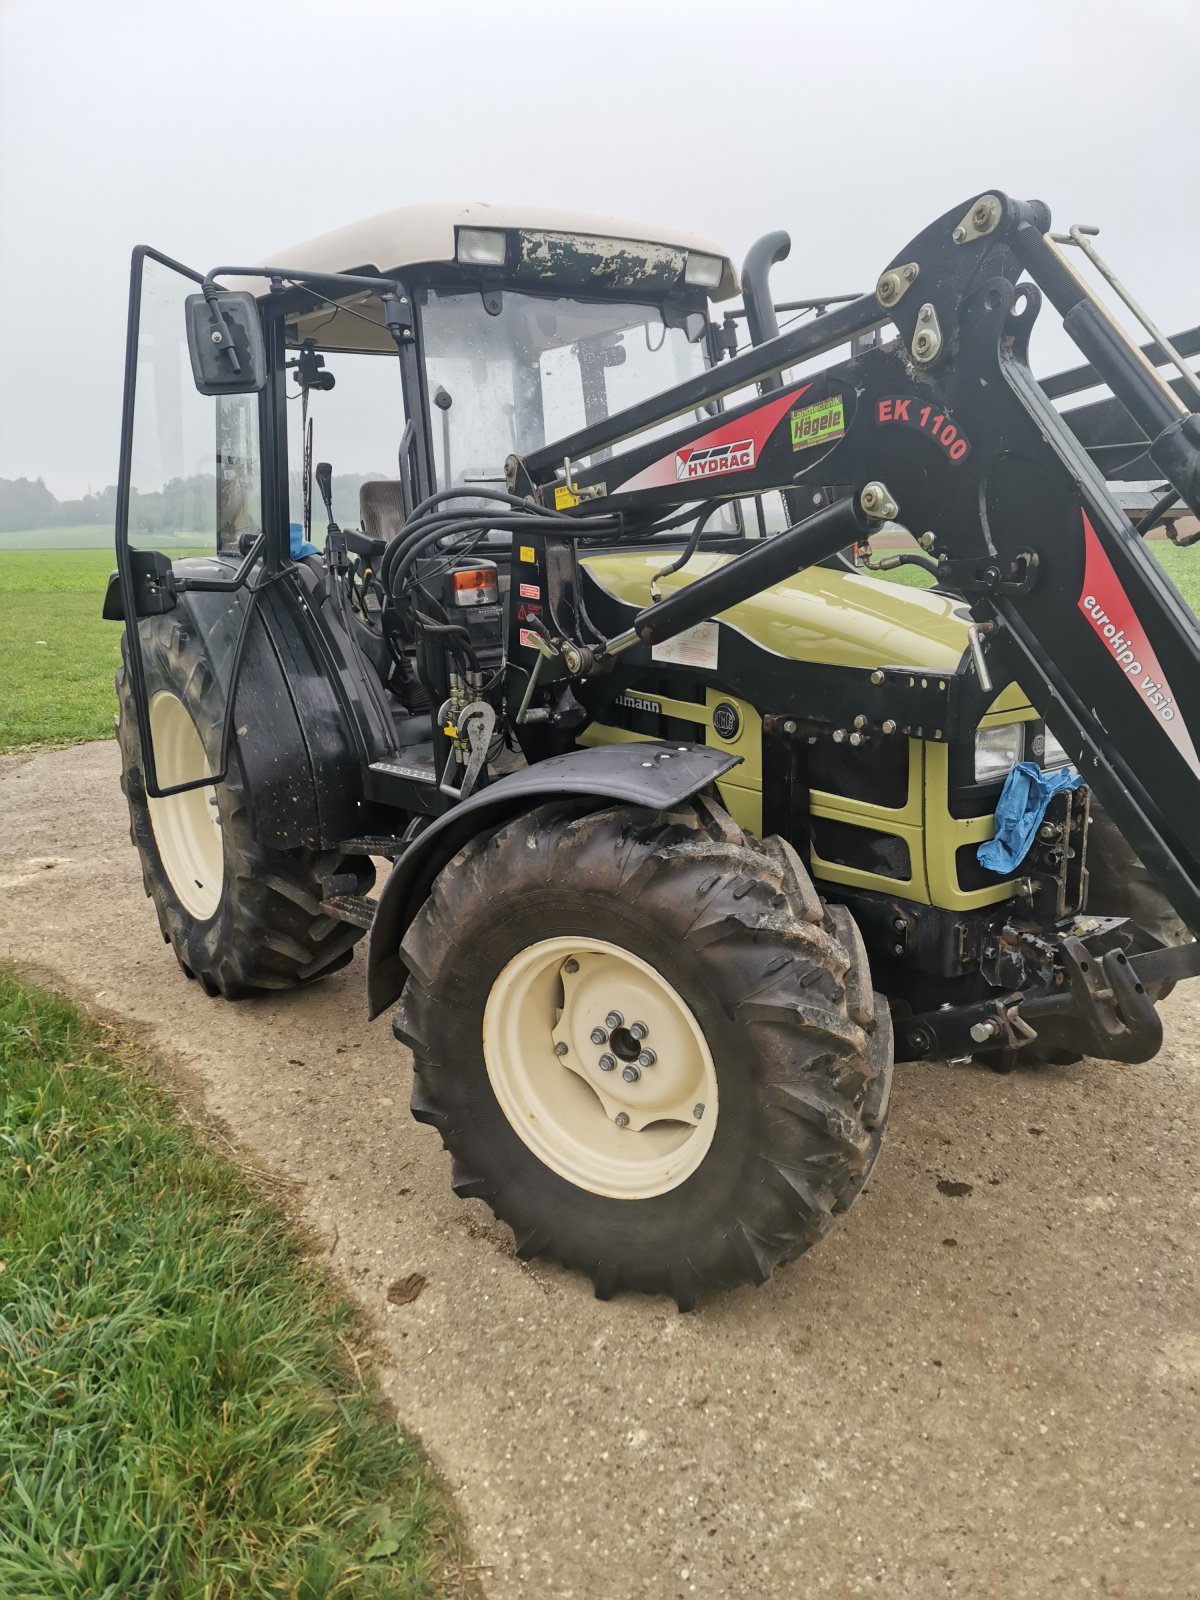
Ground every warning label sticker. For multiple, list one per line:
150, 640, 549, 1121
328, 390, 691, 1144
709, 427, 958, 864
518, 582, 540, 600
651, 621, 719, 671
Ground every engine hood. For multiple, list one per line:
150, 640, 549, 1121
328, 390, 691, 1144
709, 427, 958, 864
583, 551, 973, 673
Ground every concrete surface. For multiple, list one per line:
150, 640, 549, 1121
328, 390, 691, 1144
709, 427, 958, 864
2, 741, 1197, 1600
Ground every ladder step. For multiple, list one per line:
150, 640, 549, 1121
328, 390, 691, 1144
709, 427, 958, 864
338, 835, 406, 859
322, 893, 378, 931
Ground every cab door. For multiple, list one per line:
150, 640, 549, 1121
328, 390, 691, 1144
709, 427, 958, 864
112, 247, 267, 799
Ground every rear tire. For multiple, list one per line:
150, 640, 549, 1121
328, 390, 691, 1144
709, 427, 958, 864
396, 797, 893, 1308
116, 615, 373, 999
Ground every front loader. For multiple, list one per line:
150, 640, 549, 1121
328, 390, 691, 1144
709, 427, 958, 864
107, 192, 1200, 1307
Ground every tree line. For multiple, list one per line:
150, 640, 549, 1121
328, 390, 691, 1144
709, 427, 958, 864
1, 472, 386, 534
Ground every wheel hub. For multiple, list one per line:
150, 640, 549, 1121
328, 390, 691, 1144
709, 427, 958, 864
145, 691, 224, 922
482, 935, 719, 1199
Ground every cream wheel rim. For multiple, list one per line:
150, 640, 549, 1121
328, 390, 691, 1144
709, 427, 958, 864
145, 691, 224, 921
482, 935, 719, 1200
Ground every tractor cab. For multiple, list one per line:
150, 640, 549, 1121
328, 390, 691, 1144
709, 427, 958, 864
266, 204, 740, 533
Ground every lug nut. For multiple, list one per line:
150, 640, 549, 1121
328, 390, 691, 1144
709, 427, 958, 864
629, 1021, 648, 1041
590, 1026, 608, 1045
693, 1104, 704, 1120
637, 1049, 657, 1068
615, 1112, 630, 1128
622, 1065, 641, 1083
564, 958, 579, 974
554, 1041, 569, 1057
598, 1053, 616, 1072
604, 1011, 623, 1030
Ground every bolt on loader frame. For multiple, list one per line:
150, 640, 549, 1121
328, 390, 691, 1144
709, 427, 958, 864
109, 188, 1200, 1304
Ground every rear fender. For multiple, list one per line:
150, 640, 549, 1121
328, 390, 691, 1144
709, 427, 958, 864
366, 741, 740, 1018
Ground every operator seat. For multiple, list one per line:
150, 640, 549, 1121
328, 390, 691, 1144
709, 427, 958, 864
360, 479, 408, 544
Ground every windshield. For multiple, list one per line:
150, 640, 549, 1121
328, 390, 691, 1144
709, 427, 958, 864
419, 288, 711, 491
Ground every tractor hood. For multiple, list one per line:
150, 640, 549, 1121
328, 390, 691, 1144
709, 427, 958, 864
583, 551, 973, 673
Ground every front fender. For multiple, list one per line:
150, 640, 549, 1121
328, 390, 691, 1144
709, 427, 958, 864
366, 741, 740, 1018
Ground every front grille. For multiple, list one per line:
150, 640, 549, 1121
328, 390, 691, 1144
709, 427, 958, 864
811, 817, 911, 880
808, 739, 910, 809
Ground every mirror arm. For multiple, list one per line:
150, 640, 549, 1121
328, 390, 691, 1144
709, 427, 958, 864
200, 282, 244, 378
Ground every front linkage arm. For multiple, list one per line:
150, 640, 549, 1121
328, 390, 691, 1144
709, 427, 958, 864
510, 189, 1200, 947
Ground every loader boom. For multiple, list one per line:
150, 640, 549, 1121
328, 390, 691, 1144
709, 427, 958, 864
508, 191, 1200, 936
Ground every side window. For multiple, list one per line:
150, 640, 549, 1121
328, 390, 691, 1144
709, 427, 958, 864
285, 348, 408, 534
125, 255, 262, 557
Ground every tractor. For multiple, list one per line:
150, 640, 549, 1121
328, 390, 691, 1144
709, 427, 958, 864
106, 193, 1200, 1307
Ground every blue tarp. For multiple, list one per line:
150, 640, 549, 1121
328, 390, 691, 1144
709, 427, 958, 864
977, 761, 1085, 875
289, 521, 320, 560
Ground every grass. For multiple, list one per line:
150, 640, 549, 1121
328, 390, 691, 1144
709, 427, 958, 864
1, 539, 1198, 755
0, 528, 203, 552
867, 537, 1200, 610
0, 551, 125, 751
0, 972, 465, 1599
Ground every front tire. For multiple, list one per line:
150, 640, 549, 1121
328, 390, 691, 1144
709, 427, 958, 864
396, 797, 893, 1308
116, 615, 374, 999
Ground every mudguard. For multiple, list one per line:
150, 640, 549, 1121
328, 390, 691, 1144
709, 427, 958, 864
366, 741, 740, 1018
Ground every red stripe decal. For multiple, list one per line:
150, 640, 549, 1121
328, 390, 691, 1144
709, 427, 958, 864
614, 384, 810, 494
1078, 510, 1200, 777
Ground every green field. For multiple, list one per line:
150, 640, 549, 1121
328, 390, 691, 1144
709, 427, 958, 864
0, 972, 463, 1597
0, 525, 205, 551
880, 539, 1200, 610
1, 541, 1198, 753
1, 550, 126, 751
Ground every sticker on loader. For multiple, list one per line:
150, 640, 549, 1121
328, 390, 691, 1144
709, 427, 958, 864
790, 394, 845, 451
675, 439, 756, 481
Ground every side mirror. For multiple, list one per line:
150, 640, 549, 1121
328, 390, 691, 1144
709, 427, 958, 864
184, 290, 266, 395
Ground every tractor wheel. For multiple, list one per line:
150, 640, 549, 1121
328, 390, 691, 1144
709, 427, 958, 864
395, 797, 893, 1309
116, 616, 374, 999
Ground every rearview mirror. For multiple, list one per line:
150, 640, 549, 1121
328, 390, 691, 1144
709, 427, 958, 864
184, 290, 266, 395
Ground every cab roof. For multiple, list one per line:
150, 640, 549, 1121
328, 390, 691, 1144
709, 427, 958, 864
259, 201, 739, 302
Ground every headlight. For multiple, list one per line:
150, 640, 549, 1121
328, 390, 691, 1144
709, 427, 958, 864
684, 251, 724, 289
456, 227, 507, 266
1041, 728, 1071, 768
974, 722, 1024, 783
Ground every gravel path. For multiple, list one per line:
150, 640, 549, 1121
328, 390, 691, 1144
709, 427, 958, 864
2, 741, 1197, 1599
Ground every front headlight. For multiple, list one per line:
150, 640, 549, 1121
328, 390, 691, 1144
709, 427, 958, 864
974, 722, 1024, 783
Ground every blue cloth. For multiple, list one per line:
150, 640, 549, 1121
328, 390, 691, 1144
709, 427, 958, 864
289, 521, 320, 560
977, 760, 1085, 875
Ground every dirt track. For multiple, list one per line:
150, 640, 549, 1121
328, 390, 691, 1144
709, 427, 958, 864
2, 740, 1198, 1600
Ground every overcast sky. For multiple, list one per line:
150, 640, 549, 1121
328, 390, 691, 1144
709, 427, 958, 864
2, 0, 1198, 497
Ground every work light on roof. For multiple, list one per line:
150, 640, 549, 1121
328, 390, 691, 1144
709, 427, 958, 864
457, 227, 508, 267
684, 252, 723, 289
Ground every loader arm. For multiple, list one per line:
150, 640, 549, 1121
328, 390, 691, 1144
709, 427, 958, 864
508, 190, 1200, 937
